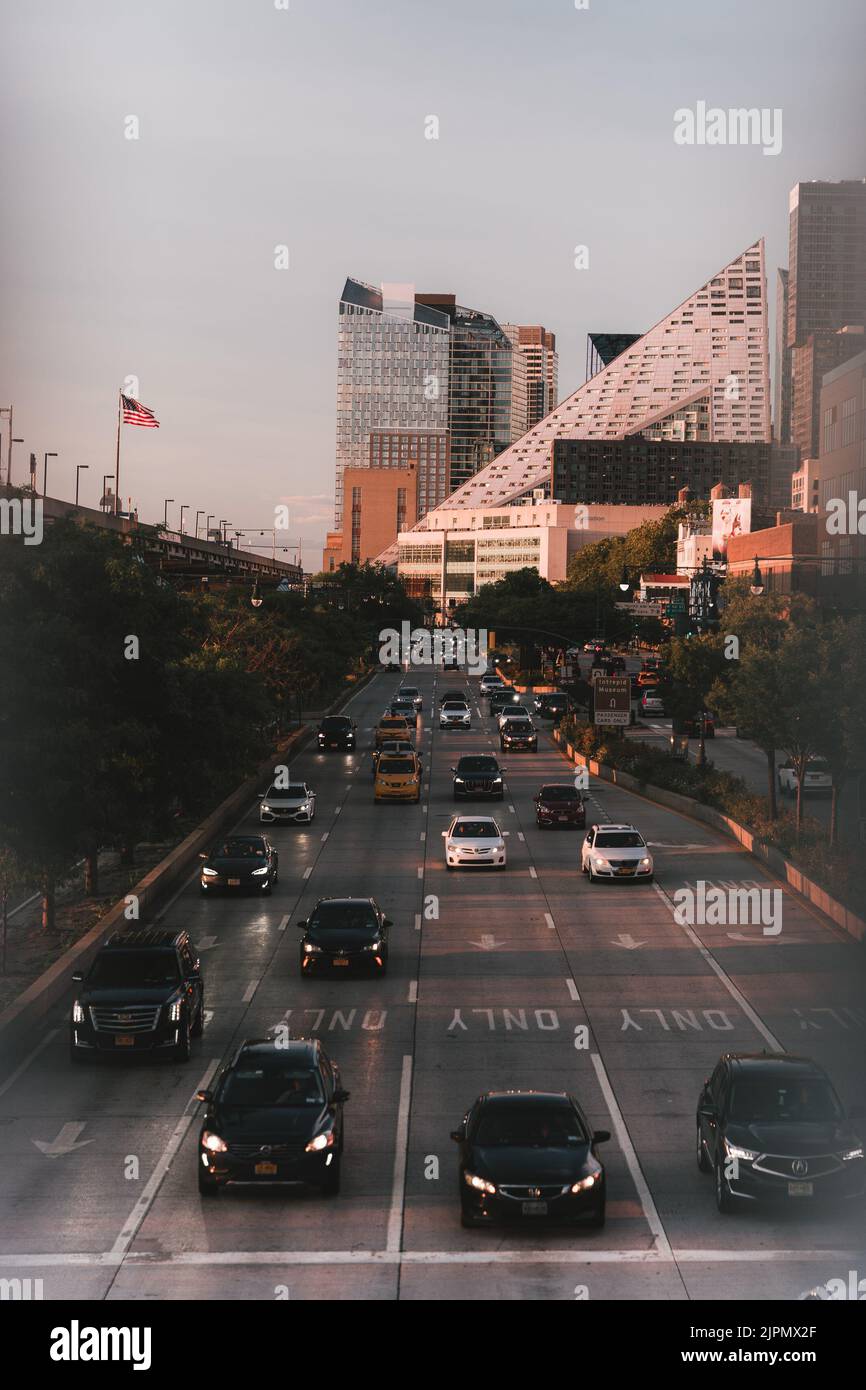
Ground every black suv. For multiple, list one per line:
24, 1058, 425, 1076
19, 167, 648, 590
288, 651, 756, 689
70, 929, 204, 1063
297, 897, 392, 977
196, 1037, 349, 1196
317, 715, 356, 750
533, 692, 572, 722
489, 687, 521, 716
697, 1053, 865, 1214
452, 754, 505, 800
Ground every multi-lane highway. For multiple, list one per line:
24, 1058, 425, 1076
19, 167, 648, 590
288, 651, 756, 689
1, 666, 864, 1301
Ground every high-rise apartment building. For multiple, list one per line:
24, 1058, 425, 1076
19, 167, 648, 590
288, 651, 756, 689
502, 324, 559, 428
790, 325, 864, 458
774, 268, 792, 442
585, 333, 642, 381
787, 181, 866, 347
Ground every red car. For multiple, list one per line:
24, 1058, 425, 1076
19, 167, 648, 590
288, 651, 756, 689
534, 784, 587, 828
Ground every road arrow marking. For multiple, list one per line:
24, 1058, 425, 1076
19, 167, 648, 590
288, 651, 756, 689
195, 936, 218, 951
33, 1123, 93, 1158
612, 934, 646, 950
469, 935, 504, 951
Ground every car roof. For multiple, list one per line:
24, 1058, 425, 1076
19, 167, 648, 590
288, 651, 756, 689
453, 814, 497, 823
723, 1053, 828, 1078
102, 929, 187, 950
234, 1037, 321, 1065
595, 823, 638, 832
539, 782, 577, 791
480, 1091, 571, 1107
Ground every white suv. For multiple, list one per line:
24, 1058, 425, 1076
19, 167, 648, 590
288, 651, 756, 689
581, 824, 653, 883
440, 698, 471, 729
479, 674, 505, 696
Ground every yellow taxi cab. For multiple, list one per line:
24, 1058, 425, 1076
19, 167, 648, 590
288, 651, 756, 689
375, 715, 412, 748
637, 669, 661, 689
374, 751, 422, 803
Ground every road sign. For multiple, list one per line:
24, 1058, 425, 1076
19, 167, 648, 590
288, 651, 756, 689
665, 596, 687, 614
592, 674, 631, 726
615, 601, 664, 616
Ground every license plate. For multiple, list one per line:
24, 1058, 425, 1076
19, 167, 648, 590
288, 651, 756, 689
228, 877, 241, 886
333, 958, 349, 967
788, 1181, 813, 1197
617, 867, 633, 876
255, 1162, 278, 1176
558, 815, 569, 822
522, 1201, 548, 1216
115, 1035, 135, 1047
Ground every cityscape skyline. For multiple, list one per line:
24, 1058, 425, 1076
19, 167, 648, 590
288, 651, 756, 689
2, 0, 865, 563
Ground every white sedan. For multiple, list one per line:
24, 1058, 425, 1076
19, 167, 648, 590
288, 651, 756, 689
442, 816, 508, 869
581, 824, 653, 883
479, 674, 505, 695
259, 781, 316, 825
778, 758, 832, 796
496, 705, 531, 730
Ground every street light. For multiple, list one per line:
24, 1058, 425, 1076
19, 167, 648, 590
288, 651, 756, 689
251, 581, 263, 609
195, 510, 204, 538
102, 474, 114, 511
750, 558, 764, 597
164, 498, 174, 529
43, 452, 57, 496
10, 438, 23, 486
206, 514, 214, 539
618, 566, 631, 593
75, 465, 89, 505
179, 505, 189, 535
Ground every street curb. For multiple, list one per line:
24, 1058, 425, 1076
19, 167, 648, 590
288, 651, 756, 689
0, 667, 378, 1047
552, 730, 866, 944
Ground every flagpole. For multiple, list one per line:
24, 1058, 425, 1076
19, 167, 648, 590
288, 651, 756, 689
114, 391, 122, 515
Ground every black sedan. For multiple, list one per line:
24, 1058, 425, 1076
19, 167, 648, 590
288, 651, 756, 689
697, 1053, 865, 1214
196, 1037, 349, 1196
317, 715, 356, 750
533, 692, 572, 721
452, 1091, 609, 1228
297, 897, 392, 977
199, 835, 278, 895
534, 783, 586, 828
499, 719, 537, 752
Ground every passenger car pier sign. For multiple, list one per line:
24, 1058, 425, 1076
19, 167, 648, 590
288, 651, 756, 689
593, 674, 631, 727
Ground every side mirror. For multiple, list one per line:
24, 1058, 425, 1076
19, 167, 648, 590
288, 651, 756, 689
441, 830, 448, 838
592, 1129, 611, 1144
334, 1089, 351, 1104
450, 1129, 464, 1143
198, 852, 208, 861
296, 918, 307, 928
72, 970, 84, 983
383, 918, 394, 928
195, 1089, 213, 1104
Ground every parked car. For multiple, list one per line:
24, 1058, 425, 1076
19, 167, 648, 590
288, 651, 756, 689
442, 815, 508, 869
317, 715, 356, 750
452, 755, 505, 801
259, 781, 316, 825
195, 1037, 349, 1196
778, 758, 833, 796
452, 1091, 608, 1228
70, 929, 204, 1063
534, 784, 586, 828
200, 835, 278, 895
374, 751, 422, 804
581, 824, 653, 883
696, 1053, 865, 1214
297, 897, 392, 977
500, 718, 537, 752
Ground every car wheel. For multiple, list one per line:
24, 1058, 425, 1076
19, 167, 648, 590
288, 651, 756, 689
191, 995, 205, 1038
714, 1159, 734, 1214
588, 866, 597, 884
198, 1171, 220, 1197
586, 1200, 606, 1229
321, 1157, 341, 1196
696, 1123, 711, 1172
174, 1021, 192, 1063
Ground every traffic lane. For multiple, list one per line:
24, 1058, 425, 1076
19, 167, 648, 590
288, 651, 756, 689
107, 1258, 399, 1300
397, 1259, 685, 1301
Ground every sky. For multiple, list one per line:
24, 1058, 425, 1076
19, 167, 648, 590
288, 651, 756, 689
2, 0, 865, 566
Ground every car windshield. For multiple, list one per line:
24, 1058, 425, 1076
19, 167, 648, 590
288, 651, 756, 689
595, 832, 644, 848
475, 1106, 585, 1147
541, 786, 579, 802
213, 839, 266, 858
267, 785, 306, 799
379, 757, 415, 774
400, 688, 419, 697
457, 758, 498, 774
380, 718, 405, 728
728, 1078, 842, 1123
502, 721, 531, 733
308, 903, 378, 931
89, 951, 180, 987
321, 717, 349, 731
806, 760, 830, 774
222, 1065, 325, 1108
452, 821, 498, 838
442, 698, 467, 708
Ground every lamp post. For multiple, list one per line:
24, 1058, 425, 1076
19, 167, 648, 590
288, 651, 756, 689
10, 438, 23, 486
102, 474, 114, 511
206, 514, 214, 539
251, 581, 263, 609
43, 452, 57, 497
0, 407, 12, 485
75, 465, 89, 505
195, 510, 204, 538
750, 558, 764, 597
179, 505, 189, 535
163, 498, 174, 529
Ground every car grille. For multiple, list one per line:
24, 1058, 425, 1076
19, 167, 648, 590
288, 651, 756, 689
462, 779, 493, 791
460, 847, 494, 855
228, 1142, 307, 1160
752, 1153, 842, 1180
499, 1184, 569, 1200
90, 1005, 162, 1033
606, 859, 636, 873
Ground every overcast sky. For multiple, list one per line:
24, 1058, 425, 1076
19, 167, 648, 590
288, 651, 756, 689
2, 0, 864, 564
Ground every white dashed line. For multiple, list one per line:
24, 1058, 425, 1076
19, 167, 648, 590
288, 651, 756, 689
241, 981, 258, 1004
303, 866, 313, 879
408, 980, 418, 1004
321, 832, 329, 842
529, 866, 537, 879
417, 866, 424, 879
544, 912, 555, 930
517, 832, 525, 843
420, 832, 426, 842
278, 915, 290, 932
566, 978, 580, 1001
414, 913, 421, 931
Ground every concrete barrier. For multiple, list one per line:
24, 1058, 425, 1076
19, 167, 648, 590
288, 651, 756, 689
553, 730, 866, 943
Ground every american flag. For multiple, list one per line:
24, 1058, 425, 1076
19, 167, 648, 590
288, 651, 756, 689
121, 394, 160, 428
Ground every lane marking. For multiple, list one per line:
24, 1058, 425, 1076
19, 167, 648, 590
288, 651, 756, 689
517, 832, 525, 843
303, 867, 313, 879
420, 832, 426, 842
334, 805, 341, 814
278, 915, 290, 932
386, 1055, 413, 1254
417, 866, 423, 880
407, 980, 418, 1005
566, 978, 580, 1001
590, 1053, 673, 1262
241, 981, 258, 1004
508, 804, 515, 813
652, 884, 784, 1052
109, 1059, 220, 1262
0, 1030, 58, 1102
544, 912, 555, 930
529, 866, 537, 879
414, 913, 421, 932
321, 832, 329, 843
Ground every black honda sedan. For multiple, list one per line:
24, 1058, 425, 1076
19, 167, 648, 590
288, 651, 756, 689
452, 1091, 609, 1228
196, 1037, 349, 1196
199, 835, 278, 894
297, 897, 392, 977
697, 1053, 865, 1213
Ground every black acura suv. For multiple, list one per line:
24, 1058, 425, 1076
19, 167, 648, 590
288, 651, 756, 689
196, 1037, 349, 1196
697, 1053, 865, 1213
452, 754, 505, 800
70, 929, 204, 1063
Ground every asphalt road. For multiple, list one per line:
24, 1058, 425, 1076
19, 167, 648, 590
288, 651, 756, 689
1, 667, 864, 1302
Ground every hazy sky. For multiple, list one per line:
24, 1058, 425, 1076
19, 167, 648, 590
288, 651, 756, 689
3, 0, 865, 565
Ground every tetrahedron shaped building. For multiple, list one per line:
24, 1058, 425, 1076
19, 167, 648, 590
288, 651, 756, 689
416, 239, 771, 516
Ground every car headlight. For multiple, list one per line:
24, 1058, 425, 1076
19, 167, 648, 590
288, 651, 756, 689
168, 999, 183, 1022
724, 1141, 758, 1162
303, 943, 322, 954
841, 1147, 864, 1161
454, 777, 464, 784
570, 1173, 599, 1193
463, 1171, 496, 1195
493, 775, 502, 783
639, 857, 652, 868
362, 940, 382, 952
201, 1131, 228, 1153
72, 1000, 85, 1023
261, 804, 272, 812
305, 1129, 336, 1152
594, 857, 610, 869
251, 864, 269, 876
201, 866, 218, 877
